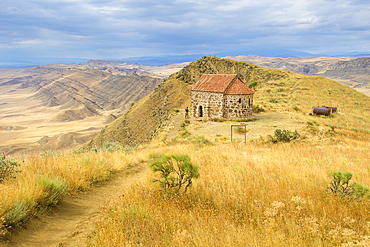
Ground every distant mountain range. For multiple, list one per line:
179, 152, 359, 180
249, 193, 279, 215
2, 51, 369, 69
225, 55, 370, 97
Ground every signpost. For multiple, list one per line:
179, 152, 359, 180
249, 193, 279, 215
231, 125, 247, 143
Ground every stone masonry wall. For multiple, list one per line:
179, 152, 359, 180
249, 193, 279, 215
191, 91, 224, 119
223, 94, 253, 119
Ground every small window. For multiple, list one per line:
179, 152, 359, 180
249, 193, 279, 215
239, 98, 241, 103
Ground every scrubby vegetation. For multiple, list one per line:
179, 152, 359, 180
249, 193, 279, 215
87, 132, 370, 246
0, 146, 145, 237
0, 154, 22, 183
149, 153, 199, 194
328, 171, 370, 200
268, 129, 300, 143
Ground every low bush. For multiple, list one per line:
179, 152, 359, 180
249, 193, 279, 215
38, 177, 68, 207
268, 129, 300, 143
211, 118, 223, 122
328, 171, 370, 200
248, 81, 257, 88
253, 105, 265, 113
4, 200, 32, 226
149, 154, 200, 194
189, 135, 212, 146
102, 142, 123, 152
0, 154, 22, 183
179, 129, 191, 138
293, 106, 301, 111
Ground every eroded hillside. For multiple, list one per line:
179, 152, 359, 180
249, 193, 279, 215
0, 66, 163, 154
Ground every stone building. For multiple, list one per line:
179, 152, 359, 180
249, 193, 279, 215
191, 74, 255, 120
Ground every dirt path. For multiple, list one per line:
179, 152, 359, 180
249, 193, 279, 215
166, 111, 188, 140
3, 163, 150, 247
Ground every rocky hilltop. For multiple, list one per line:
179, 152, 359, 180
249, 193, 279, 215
83, 56, 289, 149
85, 56, 370, 150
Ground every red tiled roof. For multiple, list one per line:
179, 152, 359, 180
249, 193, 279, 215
191, 74, 254, 95
191, 74, 236, 93
225, 78, 255, 95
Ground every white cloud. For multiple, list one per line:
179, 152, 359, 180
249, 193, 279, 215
0, 0, 369, 64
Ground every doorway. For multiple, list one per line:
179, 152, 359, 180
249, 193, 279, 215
199, 106, 203, 117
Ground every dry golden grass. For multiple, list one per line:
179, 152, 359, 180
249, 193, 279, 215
88, 132, 370, 246
254, 74, 370, 133
0, 149, 147, 237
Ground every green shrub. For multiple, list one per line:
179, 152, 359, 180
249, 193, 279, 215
91, 142, 136, 153
211, 118, 223, 122
184, 120, 190, 124
293, 106, 300, 111
252, 105, 264, 113
123, 145, 137, 154
40, 150, 57, 157
352, 127, 358, 132
189, 135, 212, 146
0, 154, 22, 183
102, 142, 123, 152
149, 154, 200, 194
248, 81, 257, 88
39, 177, 68, 207
4, 200, 31, 226
328, 171, 370, 200
268, 129, 300, 143
179, 129, 191, 138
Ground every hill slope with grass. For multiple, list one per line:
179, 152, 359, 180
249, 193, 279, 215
85, 56, 370, 149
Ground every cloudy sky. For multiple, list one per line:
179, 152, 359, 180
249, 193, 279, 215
1, 0, 370, 66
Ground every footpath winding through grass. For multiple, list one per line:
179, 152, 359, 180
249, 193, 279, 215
87, 129, 370, 246
1, 125, 370, 246
0, 149, 149, 246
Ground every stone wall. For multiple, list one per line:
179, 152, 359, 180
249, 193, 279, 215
223, 94, 253, 119
191, 91, 253, 120
191, 91, 224, 119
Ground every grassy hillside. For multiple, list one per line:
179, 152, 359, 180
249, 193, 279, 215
84, 56, 370, 150
83, 56, 288, 149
